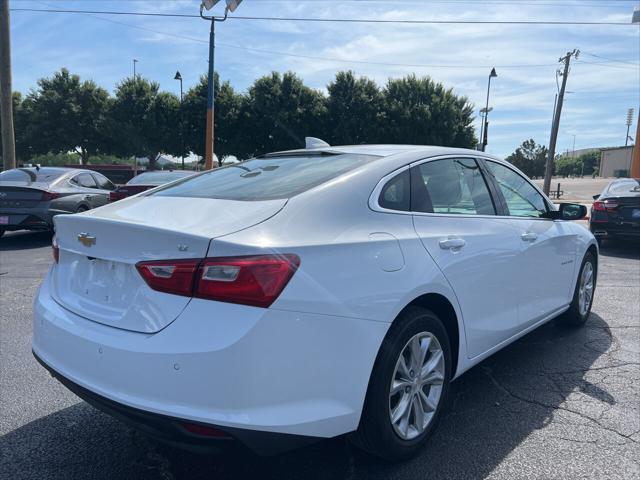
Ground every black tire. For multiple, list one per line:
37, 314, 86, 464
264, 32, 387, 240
0, 229, 4, 238
75, 205, 89, 213
557, 251, 597, 328
349, 306, 452, 461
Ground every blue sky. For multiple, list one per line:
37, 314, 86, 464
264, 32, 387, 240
9, 0, 640, 157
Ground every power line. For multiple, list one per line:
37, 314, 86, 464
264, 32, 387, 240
10, 7, 638, 25
575, 59, 639, 70
581, 51, 640, 66
12, 0, 640, 4
36, 7, 559, 69
12, 6, 640, 72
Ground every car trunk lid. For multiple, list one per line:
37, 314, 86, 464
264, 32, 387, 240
50, 195, 287, 333
0, 182, 50, 208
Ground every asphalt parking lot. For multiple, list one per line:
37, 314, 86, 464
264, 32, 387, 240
1, 230, 639, 480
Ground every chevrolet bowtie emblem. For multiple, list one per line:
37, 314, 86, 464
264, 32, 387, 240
77, 233, 96, 247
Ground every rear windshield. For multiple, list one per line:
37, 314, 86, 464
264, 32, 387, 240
608, 179, 640, 194
151, 154, 378, 201
0, 168, 66, 183
127, 171, 193, 186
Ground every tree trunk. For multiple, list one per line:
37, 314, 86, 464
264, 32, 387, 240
148, 153, 158, 170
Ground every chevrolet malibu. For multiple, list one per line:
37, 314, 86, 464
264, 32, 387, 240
33, 143, 597, 461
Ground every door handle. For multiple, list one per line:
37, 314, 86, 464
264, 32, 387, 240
439, 237, 466, 251
521, 232, 538, 242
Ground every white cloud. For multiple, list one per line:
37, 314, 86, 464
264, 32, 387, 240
11, 0, 640, 156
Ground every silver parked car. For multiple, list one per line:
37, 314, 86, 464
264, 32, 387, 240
0, 167, 115, 237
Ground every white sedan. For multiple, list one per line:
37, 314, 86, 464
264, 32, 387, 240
33, 142, 597, 460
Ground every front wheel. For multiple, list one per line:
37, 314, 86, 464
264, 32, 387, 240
557, 251, 596, 327
350, 306, 451, 461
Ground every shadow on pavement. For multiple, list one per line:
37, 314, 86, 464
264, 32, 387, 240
0, 313, 613, 480
598, 240, 639, 260
0, 230, 53, 251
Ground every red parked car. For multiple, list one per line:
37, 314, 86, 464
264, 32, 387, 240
109, 170, 196, 202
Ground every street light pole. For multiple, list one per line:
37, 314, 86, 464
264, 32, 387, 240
174, 71, 184, 170
625, 108, 634, 147
482, 68, 497, 152
133, 59, 138, 79
200, 0, 243, 170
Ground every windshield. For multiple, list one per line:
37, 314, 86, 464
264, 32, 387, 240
0, 168, 66, 183
608, 179, 640, 194
150, 154, 379, 201
127, 171, 194, 186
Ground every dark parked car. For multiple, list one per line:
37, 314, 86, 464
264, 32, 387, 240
590, 178, 640, 245
109, 170, 196, 201
0, 167, 115, 237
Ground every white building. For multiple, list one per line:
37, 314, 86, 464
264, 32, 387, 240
599, 146, 635, 178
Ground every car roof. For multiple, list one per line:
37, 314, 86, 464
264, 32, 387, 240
16, 167, 92, 176
267, 144, 485, 158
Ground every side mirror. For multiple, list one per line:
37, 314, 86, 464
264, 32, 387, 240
556, 203, 587, 221
592, 194, 600, 200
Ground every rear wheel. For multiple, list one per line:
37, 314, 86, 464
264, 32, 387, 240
557, 251, 596, 327
350, 306, 451, 461
75, 205, 89, 213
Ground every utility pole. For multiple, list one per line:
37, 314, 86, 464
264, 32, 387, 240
543, 49, 579, 195
0, 0, 16, 170
133, 59, 138, 79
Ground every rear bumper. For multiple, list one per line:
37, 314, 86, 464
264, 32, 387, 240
589, 222, 640, 240
32, 272, 388, 449
32, 351, 317, 455
0, 208, 63, 230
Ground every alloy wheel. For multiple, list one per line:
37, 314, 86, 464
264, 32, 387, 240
578, 261, 594, 316
389, 332, 445, 440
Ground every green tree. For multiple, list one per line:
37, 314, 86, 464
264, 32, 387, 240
326, 71, 383, 145
555, 156, 582, 177
577, 150, 599, 176
107, 77, 181, 169
20, 69, 110, 164
182, 73, 246, 162
244, 72, 326, 156
382, 75, 476, 147
505, 139, 548, 178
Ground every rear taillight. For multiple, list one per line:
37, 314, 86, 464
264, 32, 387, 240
52, 235, 59, 264
136, 254, 300, 308
593, 200, 618, 212
136, 259, 200, 297
195, 255, 300, 308
109, 190, 128, 202
41, 191, 60, 201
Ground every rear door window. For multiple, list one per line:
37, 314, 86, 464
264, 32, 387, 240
151, 154, 379, 201
411, 158, 496, 215
71, 173, 98, 189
